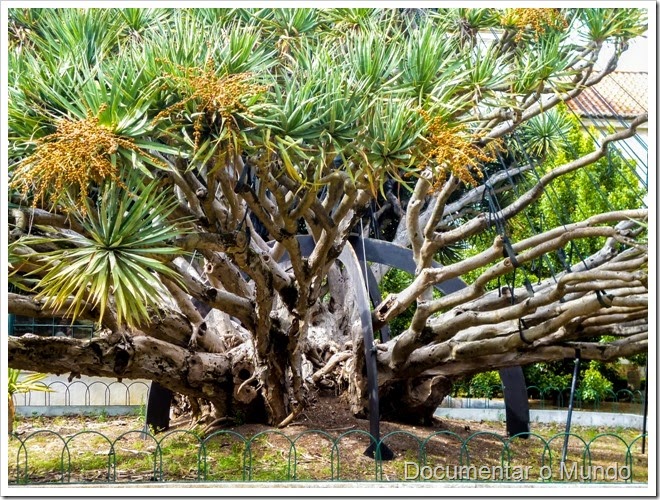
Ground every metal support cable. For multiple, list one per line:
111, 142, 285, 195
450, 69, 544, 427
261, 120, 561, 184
603, 72, 648, 111
509, 134, 592, 272
482, 24, 647, 193
561, 350, 582, 465
477, 25, 644, 301
480, 20, 647, 188
494, 148, 562, 283
480, 149, 566, 287
510, 134, 588, 226
544, 98, 647, 206
590, 81, 648, 133
559, 93, 649, 189
541, 107, 618, 214
565, 93, 648, 169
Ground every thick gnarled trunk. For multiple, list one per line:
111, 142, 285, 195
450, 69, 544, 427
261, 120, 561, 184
7, 332, 262, 423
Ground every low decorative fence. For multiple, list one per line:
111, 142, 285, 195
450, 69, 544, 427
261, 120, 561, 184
8, 428, 647, 485
13, 380, 150, 408
446, 383, 645, 413
14, 380, 645, 413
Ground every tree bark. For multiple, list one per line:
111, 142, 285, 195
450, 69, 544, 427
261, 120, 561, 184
7, 332, 266, 422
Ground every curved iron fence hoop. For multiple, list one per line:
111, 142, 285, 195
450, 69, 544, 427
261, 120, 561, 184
23, 382, 50, 406
420, 430, 466, 470
460, 431, 509, 470
46, 381, 69, 406
10, 433, 27, 485
333, 429, 379, 481
107, 381, 131, 406
157, 429, 205, 482
202, 429, 247, 482
16, 430, 68, 484
63, 430, 114, 483
111, 430, 161, 482
85, 381, 111, 406
244, 430, 294, 481
377, 430, 424, 480
526, 385, 543, 407
126, 381, 151, 405
544, 432, 590, 481
585, 433, 634, 483
505, 432, 551, 471
628, 433, 648, 453
289, 430, 336, 481
602, 389, 618, 403
628, 433, 648, 482
615, 389, 635, 409
540, 386, 565, 409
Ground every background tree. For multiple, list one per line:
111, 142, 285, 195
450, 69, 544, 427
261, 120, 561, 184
7, 7, 648, 427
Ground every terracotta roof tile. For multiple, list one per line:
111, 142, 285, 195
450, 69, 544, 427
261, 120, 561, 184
567, 71, 647, 119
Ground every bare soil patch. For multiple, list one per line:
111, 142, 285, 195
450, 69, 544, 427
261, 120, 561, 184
8, 396, 647, 484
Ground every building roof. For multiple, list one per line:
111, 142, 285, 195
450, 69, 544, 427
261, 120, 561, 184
567, 71, 648, 119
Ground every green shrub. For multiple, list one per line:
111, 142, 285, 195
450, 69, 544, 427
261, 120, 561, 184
523, 362, 572, 392
579, 361, 613, 403
379, 268, 414, 337
469, 371, 502, 398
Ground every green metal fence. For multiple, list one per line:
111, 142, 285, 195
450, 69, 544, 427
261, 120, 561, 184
12, 380, 149, 407
9, 315, 95, 340
7, 428, 647, 485
446, 382, 645, 413
13, 380, 645, 414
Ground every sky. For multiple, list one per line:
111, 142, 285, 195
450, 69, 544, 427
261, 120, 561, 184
599, 35, 649, 72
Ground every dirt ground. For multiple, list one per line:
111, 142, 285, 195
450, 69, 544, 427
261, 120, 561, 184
8, 395, 648, 484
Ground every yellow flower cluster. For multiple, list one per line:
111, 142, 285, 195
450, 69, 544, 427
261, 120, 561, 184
12, 111, 138, 211
155, 60, 266, 152
502, 8, 568, 41
419, 111, 496, 190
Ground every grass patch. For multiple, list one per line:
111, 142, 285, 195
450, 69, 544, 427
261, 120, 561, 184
7, 415, 648, 484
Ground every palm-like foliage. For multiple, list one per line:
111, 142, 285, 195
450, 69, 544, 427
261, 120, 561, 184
518, 106, 573, 158
401, 24, 460, 100
8, 368, 51, 398
25, 8, 124, 66
8, 7, 647, 332
8, 368, 52, 434
344, 31, 401, 92
577, 8, 647, 43
27, 176, 187, 327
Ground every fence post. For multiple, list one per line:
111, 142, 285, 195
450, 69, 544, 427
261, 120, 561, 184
561, 350, 581, 464
642, 363, 648, 454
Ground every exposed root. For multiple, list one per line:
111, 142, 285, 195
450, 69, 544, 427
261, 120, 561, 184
167, 415, 193, 431
201, 416, 236, 435
277, 405, 303, 428
236, 371, 259, 396
311, 351, 351, 383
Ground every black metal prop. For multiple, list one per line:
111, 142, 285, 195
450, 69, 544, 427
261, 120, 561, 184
499, 367, 530, 438
337, 242, 393, 460
561, 350, 581, 464
364, 265, 390, 342
348, 237, 530, 439
145, 381, 173, 433
146, 236, 530, 451
280, 236, 529, 454
347, 236, 467, 295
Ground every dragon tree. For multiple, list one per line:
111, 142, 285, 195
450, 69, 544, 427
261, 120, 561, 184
7, 7, 648, 428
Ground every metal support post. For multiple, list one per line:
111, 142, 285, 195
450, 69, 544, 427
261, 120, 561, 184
642, 362, 648, 454
561, 350, 581, 465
